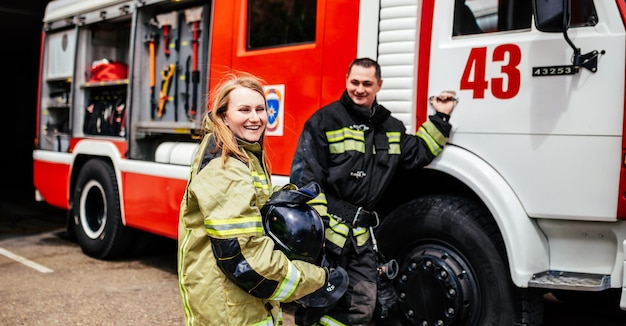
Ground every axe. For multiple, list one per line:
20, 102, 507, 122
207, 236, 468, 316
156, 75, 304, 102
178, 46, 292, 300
185, 6, 203, 120
144, 31, 159, 119
156, 11, 177, 58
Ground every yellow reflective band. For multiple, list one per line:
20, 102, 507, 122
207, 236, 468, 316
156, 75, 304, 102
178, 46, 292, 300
308, 192, 327, 206
329, 139, 366, 154
327, 128, 366, 154
319, 314, 346, 326
326, 127, 364, 142
270, 261, 301, 301
422, 120, 448, 145
325, 229, 347, 249
386, 131, 401, 143
388, 143, 400, 154
352, 226, 367, 236
418, 120, 448, 154
326, 217, 348, 248
204, 216, 263, 237
417, 126, 443, 156
326, 216, 371, 248
178, 229, 195, 326
386, 131, 402, 154
250, 316, 274, 326
355, 229, 370, 246
252, 171, 270, 190
328, 216, 350, 236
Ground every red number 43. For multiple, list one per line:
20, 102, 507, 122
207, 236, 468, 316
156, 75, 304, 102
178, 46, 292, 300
460, 44, 521, 99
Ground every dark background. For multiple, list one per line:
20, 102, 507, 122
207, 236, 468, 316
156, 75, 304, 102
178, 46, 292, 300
1, 1, 51, 206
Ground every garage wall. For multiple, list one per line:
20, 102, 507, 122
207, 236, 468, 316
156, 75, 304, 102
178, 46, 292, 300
0, 1, 50, 204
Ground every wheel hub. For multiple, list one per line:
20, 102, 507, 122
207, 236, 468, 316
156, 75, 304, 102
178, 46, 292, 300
395, 244, 479, 325
79, 180, 107, 239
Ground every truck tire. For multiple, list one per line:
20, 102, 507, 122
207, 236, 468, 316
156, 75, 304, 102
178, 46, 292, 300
375, 194, 543, 325
72, 159, 135, 260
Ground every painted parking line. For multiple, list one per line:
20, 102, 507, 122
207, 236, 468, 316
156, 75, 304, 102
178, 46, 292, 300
0, 247, 53, 273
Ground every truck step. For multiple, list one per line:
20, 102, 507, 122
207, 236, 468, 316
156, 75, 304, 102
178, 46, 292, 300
528, 271, 610, 291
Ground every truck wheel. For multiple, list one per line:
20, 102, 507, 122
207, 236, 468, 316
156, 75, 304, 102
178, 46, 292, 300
72, 159, 134, 260
375, 195, 543, 325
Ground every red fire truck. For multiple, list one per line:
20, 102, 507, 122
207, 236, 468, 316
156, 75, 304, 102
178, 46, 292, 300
34, 0, 626, 324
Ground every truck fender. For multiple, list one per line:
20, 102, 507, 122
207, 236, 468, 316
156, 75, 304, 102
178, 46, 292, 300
429, 144, 549, 286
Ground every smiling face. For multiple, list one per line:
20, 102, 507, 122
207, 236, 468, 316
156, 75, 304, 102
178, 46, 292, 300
223, 86, 267, 142
346, 65, 382, 109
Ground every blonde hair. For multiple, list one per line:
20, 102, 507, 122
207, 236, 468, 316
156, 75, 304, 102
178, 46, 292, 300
202, 73, 268, 166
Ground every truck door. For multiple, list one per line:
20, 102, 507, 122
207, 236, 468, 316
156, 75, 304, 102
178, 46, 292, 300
429, 0, 625, 220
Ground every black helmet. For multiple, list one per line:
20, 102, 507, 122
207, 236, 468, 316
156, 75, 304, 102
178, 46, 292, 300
261, 182, 325, 264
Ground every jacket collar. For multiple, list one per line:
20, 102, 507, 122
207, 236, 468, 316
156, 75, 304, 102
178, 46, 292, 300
236, 137, 262, 154
339, 90, 391, 125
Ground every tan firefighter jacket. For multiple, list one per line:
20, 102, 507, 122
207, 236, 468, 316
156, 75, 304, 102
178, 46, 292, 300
178, 132, 326, 326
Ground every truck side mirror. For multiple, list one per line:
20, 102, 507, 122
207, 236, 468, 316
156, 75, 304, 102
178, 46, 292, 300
532, 0, 602, 73
532, 0, 570, 32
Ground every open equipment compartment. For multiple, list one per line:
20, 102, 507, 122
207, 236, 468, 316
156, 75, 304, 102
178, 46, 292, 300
76, 18, 131, 138
128, 0, 210, 161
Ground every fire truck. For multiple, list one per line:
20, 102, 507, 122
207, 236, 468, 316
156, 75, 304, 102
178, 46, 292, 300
33, 0, 626, 324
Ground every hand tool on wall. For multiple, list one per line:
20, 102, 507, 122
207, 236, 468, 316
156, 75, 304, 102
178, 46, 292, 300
185, 6, 203, 120
173, 11, 184, 121
156, 11, 177, 58
144, 32, 159, 119
158, 63, 176, 118
183, 55, 191, 120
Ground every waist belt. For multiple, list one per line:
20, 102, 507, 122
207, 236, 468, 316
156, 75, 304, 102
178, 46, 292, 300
328, 199, 379, 228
